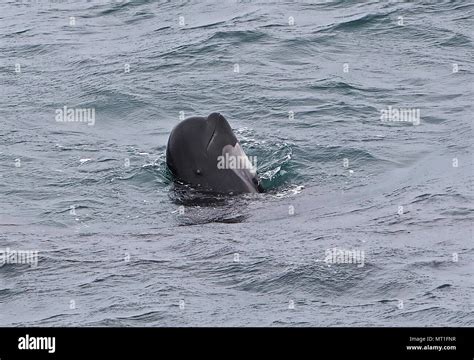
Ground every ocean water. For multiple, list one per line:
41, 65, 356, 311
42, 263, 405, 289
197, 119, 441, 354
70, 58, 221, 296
0, 0, 473, 326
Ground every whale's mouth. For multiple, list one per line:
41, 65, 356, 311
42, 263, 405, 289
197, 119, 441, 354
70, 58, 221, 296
221, 143, 259, 193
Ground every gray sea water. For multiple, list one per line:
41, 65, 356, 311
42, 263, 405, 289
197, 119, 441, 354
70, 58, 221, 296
0, 0, 473, 326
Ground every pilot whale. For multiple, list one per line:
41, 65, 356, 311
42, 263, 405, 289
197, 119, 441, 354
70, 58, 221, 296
166, 113, 263, 194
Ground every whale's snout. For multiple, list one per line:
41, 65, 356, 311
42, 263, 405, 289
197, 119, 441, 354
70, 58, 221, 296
205, 113, 237, 153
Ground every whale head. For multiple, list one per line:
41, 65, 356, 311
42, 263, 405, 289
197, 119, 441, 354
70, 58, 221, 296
166, 113, 263, 194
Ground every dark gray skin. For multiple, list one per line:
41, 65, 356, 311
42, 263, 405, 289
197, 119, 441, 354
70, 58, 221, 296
166, 113, 263, 194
